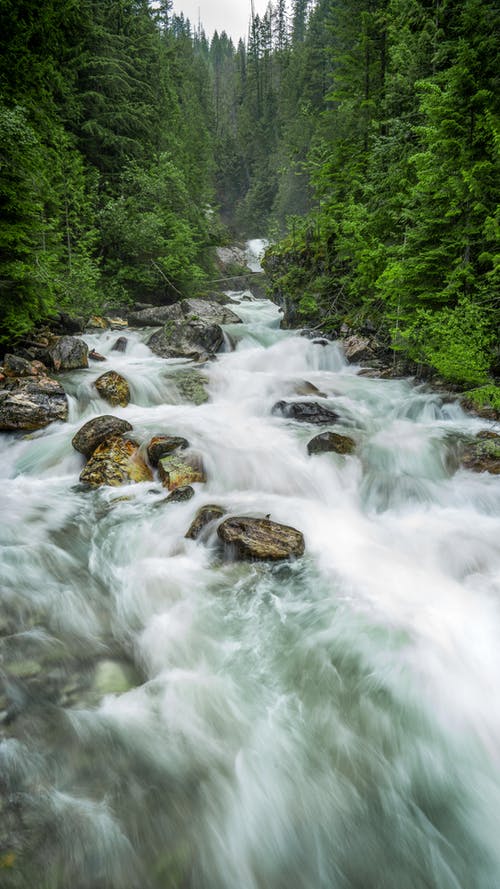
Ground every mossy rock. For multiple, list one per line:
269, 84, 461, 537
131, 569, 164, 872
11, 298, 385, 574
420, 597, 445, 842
94, 371, 130, 407
307, 431, 356, 455
80, 436, 153, 487
461, 431, 500, 474
158, 455, 205, 490
218, 517, 305, 561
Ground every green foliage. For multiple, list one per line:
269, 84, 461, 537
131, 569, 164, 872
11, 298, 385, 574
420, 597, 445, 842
465, 385, 500, 411
393, 298, 493, 385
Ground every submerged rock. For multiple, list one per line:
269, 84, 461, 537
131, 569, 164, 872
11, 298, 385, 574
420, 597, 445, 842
218, 517, 305, 561
272, 400, 340, 424
94, 371, 130, 407
80, 436, 153, 487
307, 431, 356, 455
148, 319, 224, 361
72, 415, 133, 458
293, 380, 327, 398
172, 369, 209, 405
158, 454, 205, 490
461, 431, 500, 474
0, 373, 68, 430
48, 336, 89, 371
147, 434, 189, 466
185, 505, 225, 540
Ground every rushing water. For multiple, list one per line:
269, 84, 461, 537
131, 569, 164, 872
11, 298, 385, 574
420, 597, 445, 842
1, 285, 500, 889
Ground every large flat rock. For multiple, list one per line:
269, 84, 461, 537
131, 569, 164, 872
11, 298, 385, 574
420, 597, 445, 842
218, 517, 305, 561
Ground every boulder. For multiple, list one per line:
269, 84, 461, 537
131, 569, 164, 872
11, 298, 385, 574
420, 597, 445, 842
131, 298, 241, 329
94, 371, 130, 407
106, 317, 128, 331
89, 349, 106, 362
72, 415, 133, 458
147, 434, 189, 466
272, 400, 340, 424
86, 316, 108, 330
185, 505, 225, 540
148, 319, 224, 361
51, 312, 85, 335
111, 337, 127, 353
158, 455, 205, 490
461, 431, 500, 474
217, 517, 305, 561
307, 431, 356, 455
2, 354, 46, 377
80, 436, 153, 487
0, 373, 68, 431
47, 335, 89, 371
342, 335, 374, 363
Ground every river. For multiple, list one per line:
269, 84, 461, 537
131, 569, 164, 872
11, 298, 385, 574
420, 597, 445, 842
1, 264, 500, 888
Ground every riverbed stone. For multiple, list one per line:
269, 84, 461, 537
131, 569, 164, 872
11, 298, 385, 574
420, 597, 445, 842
271, 400, 340, 424
185, 505, 225, 540
94, 371, 130, 407
307, 431, 356, 455
47, 336, 89, 371
89, 349, 107, 362
293, 380, 327, 398
172, 369, 209, 404
111, 336, 128, 353
86, 315, 108, 330
72, 415, 133, 458
106, 317, 128, 330
158, 455, 205, 490
165, 485, 196, 503
217, 517, 305, 561
148, 319, 224, 361
80, 436, 153, 487
147, 434, 189, 466
461, 431, 500, 474
0, 373, 68, 430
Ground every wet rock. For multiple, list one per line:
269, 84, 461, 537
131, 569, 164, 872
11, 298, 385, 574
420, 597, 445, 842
131, 297, 242, 327
0, 373, 68, 430
185, 505, 225, 540
147, 434, 189, 466
272, 400, 340, 424
127, 304, 181, 327
2, 354, 46, 377
106, 317, 128, 331
80, 436, 153, 487
111, 336, 128, 353
89, 349, 106, 362
461, 431, 500, 474
307, 431, 356, 455
164, 485, 195, 503
51, 311, 85, 335
293, 380, 327, 398
72, 415, 133, 458
148, 319, 224, 361
218, 517, 305, 561
158, 455, 205, 490
173, 369, 209, 404
94, 371, 130, 407
47, 335, 89, 371
86, 315, 108, 330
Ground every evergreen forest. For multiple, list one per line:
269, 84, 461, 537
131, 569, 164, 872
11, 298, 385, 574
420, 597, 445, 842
1, 0, 499, 404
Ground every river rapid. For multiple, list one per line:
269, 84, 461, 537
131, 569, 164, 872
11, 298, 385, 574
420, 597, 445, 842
1, 264, 500, 888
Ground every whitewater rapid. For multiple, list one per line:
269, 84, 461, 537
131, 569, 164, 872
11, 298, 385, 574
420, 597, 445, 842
1, 288, 500, 889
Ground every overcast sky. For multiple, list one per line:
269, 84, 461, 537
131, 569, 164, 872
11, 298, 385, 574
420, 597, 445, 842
173, 0, 270, 43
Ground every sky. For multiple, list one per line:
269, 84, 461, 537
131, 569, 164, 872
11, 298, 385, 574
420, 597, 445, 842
173, 0, 271, 43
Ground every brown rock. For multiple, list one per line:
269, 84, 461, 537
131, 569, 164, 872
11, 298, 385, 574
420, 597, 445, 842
0, 373, 68, 431
217, 517, 305, 561
94, 371, 130, 407
461, 432, 500, 474
72, 415, 133, 458
185, 505, 225, 540
89, 349, 107, 362
80, 436, 153, 488
307, 431, 356, 455
147, 435, 189, 466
